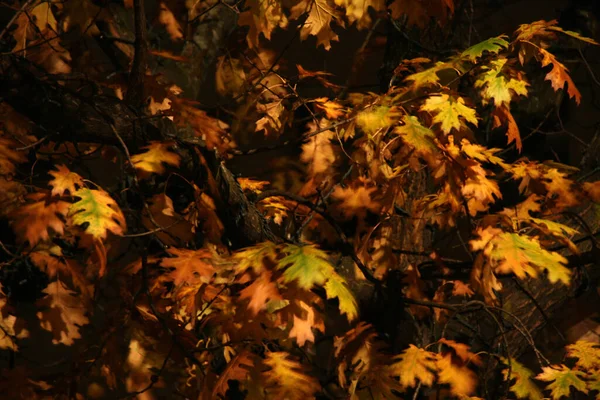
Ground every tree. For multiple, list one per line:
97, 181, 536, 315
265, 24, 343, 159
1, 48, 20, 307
0, 0, 600, 398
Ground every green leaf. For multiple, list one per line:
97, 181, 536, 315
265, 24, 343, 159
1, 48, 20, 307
394, 115, 438, 158
474, 58, 528, 106
278, 244, 331, 289
502, 358, 543, 400
69, 188, 126, 240
278, 244, 358, 321
461, 35, 509, 62
420, 94, 478, 134
536, 365, 588, 400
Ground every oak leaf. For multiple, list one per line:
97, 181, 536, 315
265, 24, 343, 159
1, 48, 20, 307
461, 36, 509, 62
0, 291, 29, 350
12, 193, 70, 246
502, 358, 543, 400
421, 94, 478, 134
565, 341, 600, 370
36, 281, 89, 345
69, 188, 126, 240
263, 352, 321, 399
161, 248, 216, 286
239, 269, 282, 315
389, 345, 437, 388
238, 0, 288, 48
279, 244, 358, 321
48, 165, 84, 196
131, 141, 180, 175
536, 365, 588, 400
538, 48, 581, 104
290, 0, 339, 50
212, 350, 255, 397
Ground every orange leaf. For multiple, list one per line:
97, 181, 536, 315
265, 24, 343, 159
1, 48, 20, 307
161, 248, 216, 286
48, 165, 84, 196
11, 193, 70, 246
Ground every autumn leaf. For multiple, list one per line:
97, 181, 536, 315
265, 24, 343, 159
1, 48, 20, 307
36, 281, 89, 345
470, 227, 571, 284
279, 244, 358, 321
356, 105, 399, 136
288, 300, 323, 346
421, 94, 478, 134
536, 365, 588, 400
11, 193, 70, 246
502, 358, 543, 400
438, 338, 482, 365
69, 188, 126, 240
238, 0, 288, 48
436, 353, 477, 396
212, 350, 255, 397
404, 62, 448, 89
234, 241, 279, 275
314, 97, 345, 119
161, 248, 216, 286
278, 244, 332, 288
300, 119, 336, 181
538, 48, 581, 105
492, 105, 522, 152
394, 115, 438, 160
0, 291, 29, 350
565, 341, 600, 370
239, 269, 282, 315
461, 36, 509, 62
332, 180, 381, 219
131, 141, 180, 175
263, 352, 321, 399
48, 165, 84, 196
475, 58, 528, 106
290, 0, 339, 50
389, 345, 438, 388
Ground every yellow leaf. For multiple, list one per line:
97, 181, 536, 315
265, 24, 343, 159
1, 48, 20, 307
502, 358, 543, 400
421, 94, 478, 134
389, 345, 438, 388
0, 292, 29, 350
131, 141, 180, 175
263, 352, 321, 399
290, 0, 340, 50
238, 0, 288, 48
394, 115, 438, 160
471, 227, 571, 284
565, 341, 600, 370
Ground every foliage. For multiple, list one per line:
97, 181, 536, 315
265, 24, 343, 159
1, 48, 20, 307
0, 0, 599, 398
